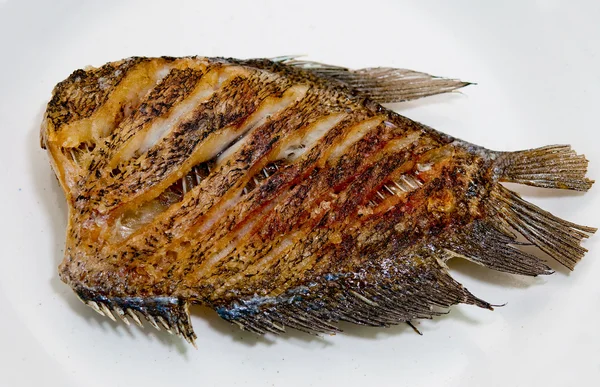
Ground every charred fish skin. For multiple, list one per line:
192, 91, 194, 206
41, 56, 595, 344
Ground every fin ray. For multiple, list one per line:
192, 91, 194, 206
440, 220, 553, 276
497, 145, 594, 191
213, 249, 490, 334
75, 289, 197, 344
280, 59, 471, 103
488, 184, 596, 270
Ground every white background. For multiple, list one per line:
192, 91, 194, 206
0, 1, 598, 386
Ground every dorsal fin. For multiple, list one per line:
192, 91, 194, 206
274, 57, 471, 104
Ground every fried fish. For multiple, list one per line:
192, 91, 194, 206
40, 56, 595, 345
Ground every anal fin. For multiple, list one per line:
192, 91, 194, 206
214, 248, 491, 335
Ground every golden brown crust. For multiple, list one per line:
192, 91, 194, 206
41, 56, 595, 342
46, 57, 150, 130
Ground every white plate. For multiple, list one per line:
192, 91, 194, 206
1, 1, 599, 386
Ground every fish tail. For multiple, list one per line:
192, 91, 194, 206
479, 145, 596, 270
496, 145, 594, 191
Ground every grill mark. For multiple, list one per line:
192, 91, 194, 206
242, 113, 347, 195
84, 69, 285, 216
214, 86, 310, 165
74, 62, 213, 194
104, 82, 309, 256
218, 114, 372, 233
327, 116, 386, 161
103, 64, 210, 165
52, 58, 181, 148
197, 123, 423, 294
45, 59, 183, 192
364, 142, 455, 213
180, 112, 348, 278
211, 118, 454, 298
110, 89, 355, 293
325, 134, 426, 225
252, 120, 393, 241
234, 146, 448, 300
143, 114, 368, 285
324, 170, 459, 276
160, 92, 333, 268
47, 57, 150, 132
109, 159, 217, 243
211, 130, 433, 297
117, 68, 230, 163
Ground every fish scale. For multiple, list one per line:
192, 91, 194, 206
40, 56, 595, 346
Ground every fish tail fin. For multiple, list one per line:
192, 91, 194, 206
486, 184, 596, 270
483, 145, 596, 270
496, 145, 594, 191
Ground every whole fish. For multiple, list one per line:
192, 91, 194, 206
40, 56, 595, 345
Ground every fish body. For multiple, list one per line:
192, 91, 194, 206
41, 56, 595, 344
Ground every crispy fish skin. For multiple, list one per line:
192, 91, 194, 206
41, 56, 595, 344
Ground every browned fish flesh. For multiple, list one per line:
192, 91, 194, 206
40, 56, 595, 344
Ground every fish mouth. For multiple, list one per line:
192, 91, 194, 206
72, 286, 197, 345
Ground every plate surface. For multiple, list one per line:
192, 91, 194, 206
0, 1, 599, 386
